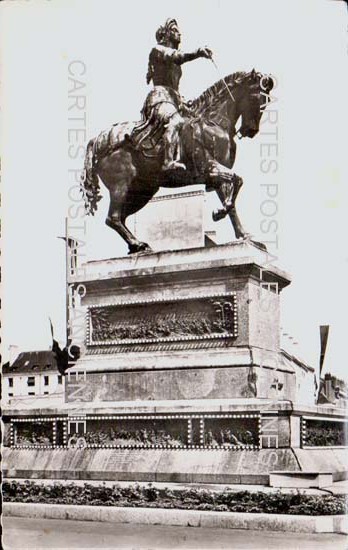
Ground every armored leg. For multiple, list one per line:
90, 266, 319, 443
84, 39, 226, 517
162, 113, 186, 171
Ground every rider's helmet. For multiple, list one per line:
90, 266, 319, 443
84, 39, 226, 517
156, 19, 181, 47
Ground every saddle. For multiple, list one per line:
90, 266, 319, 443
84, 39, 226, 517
127, 86, 194, 159
92, 88, 220, 169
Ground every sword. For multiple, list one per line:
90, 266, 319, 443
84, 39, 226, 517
210, 56, 235, 103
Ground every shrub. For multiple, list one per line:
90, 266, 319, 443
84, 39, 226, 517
3, 480, 348, 515
143, 483, 159, 502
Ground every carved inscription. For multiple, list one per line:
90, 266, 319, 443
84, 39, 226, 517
88, 295, 237, 345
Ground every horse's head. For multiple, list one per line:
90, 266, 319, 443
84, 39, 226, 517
236, 69, 274, 139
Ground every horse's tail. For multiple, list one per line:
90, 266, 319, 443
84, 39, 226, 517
80, 138, 101, 216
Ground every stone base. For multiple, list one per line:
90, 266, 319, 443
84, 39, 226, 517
3, 447, 298, 485
4, 401, 347, 484
3, 446, 347, 485
295, 447, 348, 480
65, 365, 296, 403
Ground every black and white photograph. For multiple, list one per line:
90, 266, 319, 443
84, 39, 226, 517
1, 1, 348, 548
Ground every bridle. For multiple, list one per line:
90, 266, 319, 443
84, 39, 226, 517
236, 88, 271, 140
211, 59, 269, 140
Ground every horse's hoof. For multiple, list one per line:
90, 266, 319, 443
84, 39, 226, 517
251, 239, 268, 252
128, 242, 152, 255
212, 209, 226, 222
241, 235, 268, 252
232, 174, 243, 185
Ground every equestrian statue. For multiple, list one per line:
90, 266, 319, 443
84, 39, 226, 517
81, 18, 274, 254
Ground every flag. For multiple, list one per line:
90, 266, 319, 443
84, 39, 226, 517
57, 236, 78, 274
319, 325, 329, 376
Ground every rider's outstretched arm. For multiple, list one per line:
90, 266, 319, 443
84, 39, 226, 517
173, 47, 212, 64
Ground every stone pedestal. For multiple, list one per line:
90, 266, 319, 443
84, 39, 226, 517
4, 193, 347, 485
131, 190, 206, 251
67, 240, 293, 404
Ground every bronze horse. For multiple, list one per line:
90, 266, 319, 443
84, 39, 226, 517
81, 70, 273, 253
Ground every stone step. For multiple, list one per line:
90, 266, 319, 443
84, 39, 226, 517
270, 471, 333, 488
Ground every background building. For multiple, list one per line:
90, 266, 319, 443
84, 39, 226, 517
318, 373, 348, 407
2, 350, 64, 405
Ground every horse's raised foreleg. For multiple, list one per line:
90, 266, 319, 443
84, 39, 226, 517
215, 184, 248, 239
106, 200, 152, 255
212, 178, 235, 222
207, 160, 248, 239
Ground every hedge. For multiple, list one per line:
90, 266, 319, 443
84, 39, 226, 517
3, 480, 347, 515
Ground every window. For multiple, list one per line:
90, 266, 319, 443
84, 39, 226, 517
44, 391, 49, 395
8, 378, 13, 387
44, 375, 49, 386
27, 376, 35, 387
8, 393, 13, 397
58, 375, 63, 384
28, 392, 35, 396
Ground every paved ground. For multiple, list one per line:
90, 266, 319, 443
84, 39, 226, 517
3, 517, 348, 550
6, 477, 348, 495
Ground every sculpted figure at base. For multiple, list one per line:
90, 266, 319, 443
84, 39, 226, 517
81, 19, 274, 254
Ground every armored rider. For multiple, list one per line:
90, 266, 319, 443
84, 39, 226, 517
142, 18, 212, 171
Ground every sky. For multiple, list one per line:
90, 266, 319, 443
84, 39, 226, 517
1, 0, 347, 381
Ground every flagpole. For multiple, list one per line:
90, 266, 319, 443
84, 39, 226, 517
65, 217, 70, 347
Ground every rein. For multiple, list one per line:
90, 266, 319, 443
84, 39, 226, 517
197, 62, 244, 139
210, 57, 236, 104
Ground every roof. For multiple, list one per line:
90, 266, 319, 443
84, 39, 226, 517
280, 348, 315, 373
3, 350, 58, 375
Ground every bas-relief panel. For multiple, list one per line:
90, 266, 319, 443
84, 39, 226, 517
88, 294, 237, 346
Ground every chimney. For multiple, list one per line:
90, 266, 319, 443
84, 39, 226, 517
9, 345, 19, 365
